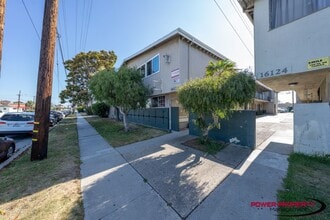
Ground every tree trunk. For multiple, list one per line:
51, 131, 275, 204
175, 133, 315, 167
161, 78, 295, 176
118, 107, 129, 132
115, 107, 120, 121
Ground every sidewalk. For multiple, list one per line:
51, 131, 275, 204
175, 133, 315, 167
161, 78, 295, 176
77, 113, 293, 220
188, 114, 293, 219
77, 115, 179, 220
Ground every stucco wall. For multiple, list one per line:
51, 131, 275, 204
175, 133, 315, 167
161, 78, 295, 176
294, 103, 330, 155
126, 37, 219, 97
126, 38, 181, 95
254, 0, 330, 78
179, 40, 218, 83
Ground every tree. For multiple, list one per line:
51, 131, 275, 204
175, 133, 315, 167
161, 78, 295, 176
25, 100, 35, 111
206, 59, 235, 77
59, 50, 117, 107
89, 67, 150, 132
178, 60, 255, 142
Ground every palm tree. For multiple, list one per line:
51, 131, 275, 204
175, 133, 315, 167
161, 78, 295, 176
205, 59, 236, 77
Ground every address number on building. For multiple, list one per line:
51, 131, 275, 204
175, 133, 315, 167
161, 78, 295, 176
258, 67, 288, 78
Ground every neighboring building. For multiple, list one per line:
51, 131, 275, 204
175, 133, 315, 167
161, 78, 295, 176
253, 81, 278, 115
123, 28, 277, 125
0, 102, 25, 115
123, 28, 227, 107
123, 28, 227, 125
239, 0, 330, 155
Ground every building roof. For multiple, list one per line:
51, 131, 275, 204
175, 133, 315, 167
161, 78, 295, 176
123, 28, 228, 64
238, 0, 254, 22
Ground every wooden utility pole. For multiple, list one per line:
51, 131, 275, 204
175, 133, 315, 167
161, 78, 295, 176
0, 0, 6, 78
17, 90, 21, 112
31, 0, 58, 161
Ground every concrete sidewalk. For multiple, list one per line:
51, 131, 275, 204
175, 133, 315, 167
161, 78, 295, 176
77, 115, 179, 220
78, 113, 293, 220
188, 114, 293, 219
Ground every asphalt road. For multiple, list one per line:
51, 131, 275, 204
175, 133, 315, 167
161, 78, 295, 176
0, 134, 32, 168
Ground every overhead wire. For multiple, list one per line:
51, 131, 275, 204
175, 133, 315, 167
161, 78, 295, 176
212, 0, 253, 57
60, 0, 70, 59
228, 0, 253, 36
75, 0, 78, 54
21, 0, 41, 40
79, 0, 87, 51
83, 0, 93, 51
56, 29, 68, 76
56, 47, 60, 97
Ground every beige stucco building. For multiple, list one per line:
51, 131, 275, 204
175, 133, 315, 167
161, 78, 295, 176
123, 28, 226, 108
123, 28, 227, 125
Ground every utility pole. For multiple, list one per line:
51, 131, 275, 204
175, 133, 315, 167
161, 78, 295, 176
17, 90, 21, 112
31, 0, 58, 161
0, 0, 6, 78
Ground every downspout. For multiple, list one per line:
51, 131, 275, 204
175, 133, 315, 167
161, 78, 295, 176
187, 39, 194, 80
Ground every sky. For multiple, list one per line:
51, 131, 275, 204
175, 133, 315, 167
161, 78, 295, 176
0, 0, 255, 105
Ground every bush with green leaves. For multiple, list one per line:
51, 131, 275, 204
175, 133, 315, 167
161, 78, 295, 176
77, 106, 84, 113
89, 67, 150, 131
86, 106, 93, 115
92, 102, 110, 118
178, 60, 256, 142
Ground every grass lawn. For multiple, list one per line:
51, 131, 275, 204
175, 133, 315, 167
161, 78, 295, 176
84, 116, 168, 147
277, 153, 330, 220
0, 116, 83, 220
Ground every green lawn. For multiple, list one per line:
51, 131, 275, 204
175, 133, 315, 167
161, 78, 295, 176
0, 116, 83, 220
277, 153, 330, 220
84, 116, 168, 147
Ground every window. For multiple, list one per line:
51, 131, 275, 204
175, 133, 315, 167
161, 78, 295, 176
138, 64, 146, 77
270, 0, 330, 29
142, 54, 160, 77
139, 54, 160, 77
151, 96, 165, 107
147, 60, 152, 76
1, 114, 34, 121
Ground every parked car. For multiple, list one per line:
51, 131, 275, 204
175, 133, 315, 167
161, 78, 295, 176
50, 111, 62, 122
278, 107, 288, 113
0, 112, 34, 135
0, 136, 15, 161
49, 114, 56, 127
0, 110, 5, 118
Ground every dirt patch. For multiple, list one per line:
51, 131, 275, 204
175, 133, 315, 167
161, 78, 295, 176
182, 138, 226, 154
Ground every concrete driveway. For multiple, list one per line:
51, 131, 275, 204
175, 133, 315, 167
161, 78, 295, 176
116, 132, 251, 219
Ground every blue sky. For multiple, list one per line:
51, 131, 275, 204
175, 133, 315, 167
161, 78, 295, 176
0, 0, 254, 104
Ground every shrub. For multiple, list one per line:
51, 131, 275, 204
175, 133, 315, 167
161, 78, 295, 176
77, 106, 84, 113
92, 102, 109, 118
86, 106, 93, 115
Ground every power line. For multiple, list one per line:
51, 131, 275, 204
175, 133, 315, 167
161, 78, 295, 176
213, 0, 253, 57
60, 0, 70, 58
21, 0, 41, 40
228, 0, 253, 36
56, 47, 60, 97
83, 0, 93, 51
79, 0, 87, 51
75, 0, 78, 54
56, 29, 68, 76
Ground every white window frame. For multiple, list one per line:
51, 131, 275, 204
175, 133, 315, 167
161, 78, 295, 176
140, 54, 160, 78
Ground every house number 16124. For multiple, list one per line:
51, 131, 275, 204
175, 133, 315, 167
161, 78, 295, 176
258, 67, 288, 78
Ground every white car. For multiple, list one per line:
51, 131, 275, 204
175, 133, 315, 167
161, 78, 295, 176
0, 112, 34, 135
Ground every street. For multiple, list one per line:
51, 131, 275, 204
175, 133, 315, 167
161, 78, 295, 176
0, 134, 32, 168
